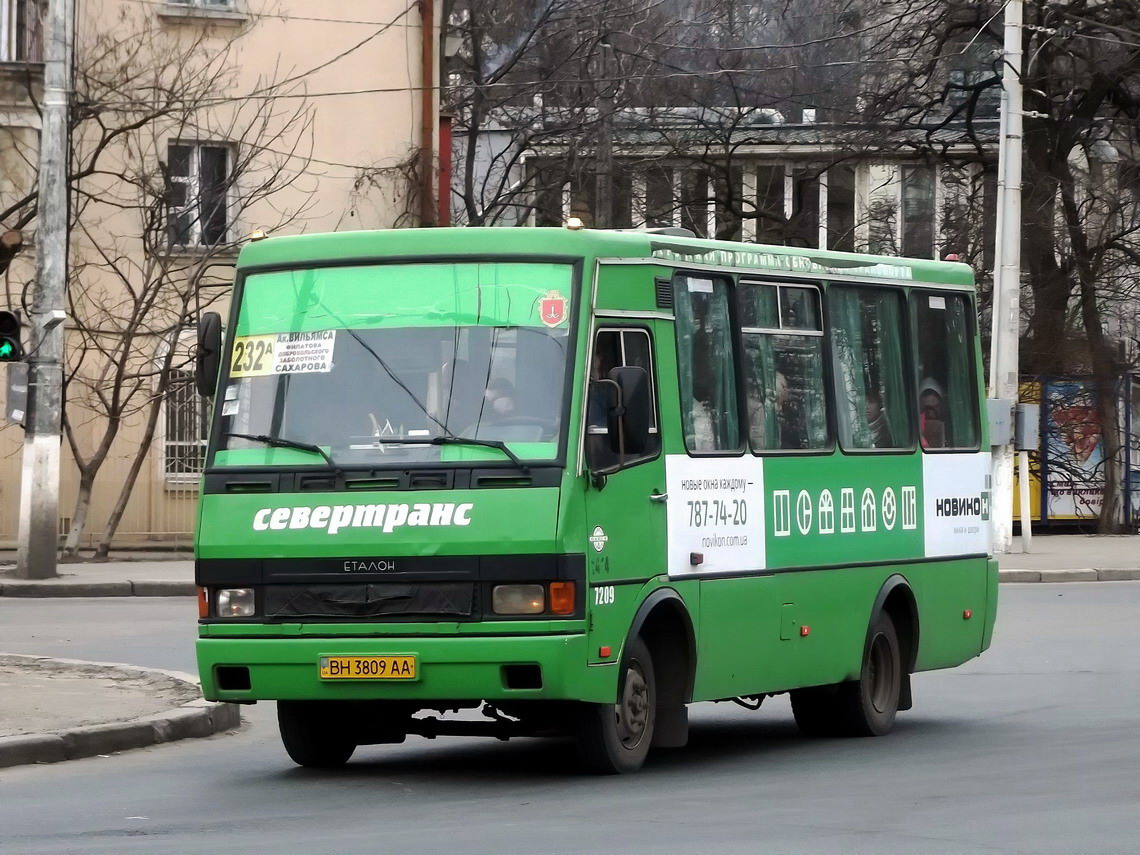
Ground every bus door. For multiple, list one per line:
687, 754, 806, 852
583, 326, 667, 659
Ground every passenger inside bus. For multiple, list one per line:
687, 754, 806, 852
865, 388, 895, 448
919, 378, 948, 448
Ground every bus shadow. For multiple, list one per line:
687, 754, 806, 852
271, 711, 979, 786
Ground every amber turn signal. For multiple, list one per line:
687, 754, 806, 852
548, 581, 576, 615
197, 586, 209, 618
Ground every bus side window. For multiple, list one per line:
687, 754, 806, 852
912, 292, 980, 449
738, 282, 829, 451
674, 275, 741, 453
829, 285, 913, 450
588, 328, 661, 467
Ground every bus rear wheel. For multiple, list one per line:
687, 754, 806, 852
277, 701, 357, 768
574, 637, 656, 774
791, 612, 902, 738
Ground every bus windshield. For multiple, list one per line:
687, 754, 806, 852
212, 261, 575, 468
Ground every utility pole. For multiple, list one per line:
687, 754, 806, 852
594, 35, 614, 229
17, 0, 73, 579
988, 0, 1023, 555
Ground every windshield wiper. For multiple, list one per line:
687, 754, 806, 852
223, 432, 341, 473
368, 435, 529, 473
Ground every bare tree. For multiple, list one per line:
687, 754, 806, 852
3, 5, 315, 555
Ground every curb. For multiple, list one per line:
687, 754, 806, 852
0, 580, 195, 597
0, 654, 239, 769
999, 568, 1140, 582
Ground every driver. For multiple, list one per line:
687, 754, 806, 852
483, 378, 517, 419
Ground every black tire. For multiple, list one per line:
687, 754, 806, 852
277, 701, 357, 768
791, 612, 902, 738
790, 684, 841, 737
574, 637, 656, 774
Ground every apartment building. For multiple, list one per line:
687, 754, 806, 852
0, 0, 441, 550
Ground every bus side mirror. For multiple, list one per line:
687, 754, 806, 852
608, 366, 651, 456
195, 312, 223, 397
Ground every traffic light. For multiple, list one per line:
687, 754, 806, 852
0, 310, 23, 361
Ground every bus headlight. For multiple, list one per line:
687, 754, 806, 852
492, 584, 545, 615
216, 588, 256, 618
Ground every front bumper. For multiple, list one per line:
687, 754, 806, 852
197, 631, 617, 704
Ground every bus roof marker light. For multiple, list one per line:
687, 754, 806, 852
565, 217, 585, 230
248, 228, 268, 242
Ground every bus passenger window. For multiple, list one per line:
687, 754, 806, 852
830, 286, 913, 449
738, 283, 829, 450
912, 293, 979, 449
675, 275, 741, 453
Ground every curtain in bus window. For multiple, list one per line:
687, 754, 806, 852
675, 276, 740, 451
945, 297, 978, 446
831, 287, 911, 449
739, 285, 779, 448
796, 338, 829, 447
875, 291, 910, 445
831, 288, 873, 447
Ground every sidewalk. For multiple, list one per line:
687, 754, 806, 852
0, 560, 194, 597
1, 534, 1137, 596
998, 533, 1140, 582
0, 654, 239, 769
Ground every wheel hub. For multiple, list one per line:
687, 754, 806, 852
868, 633, 896, 714
616, 662, 649, 748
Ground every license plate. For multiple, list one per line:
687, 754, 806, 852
319, 655, 417, 680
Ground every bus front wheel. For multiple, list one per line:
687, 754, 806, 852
791, 611, 901, 738
278, 701, 357, 768
574, 637, 656, 774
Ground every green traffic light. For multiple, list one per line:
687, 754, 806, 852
0, 340, 15, 360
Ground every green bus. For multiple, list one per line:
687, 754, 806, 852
194, 226, 997, 774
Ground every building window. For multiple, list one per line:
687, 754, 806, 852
788, 166, 820, 248
755, 164, 786, 243
901, 166, 935, 258
163, 369, 209, 483
644, 167, 674, 227
166, 0, 235, 8
680, 169, 710, 238
826, 165, 856, 251
714, 165, 744, 240
1, 0, 43, 62
531, 166, 565, 226
168, 142, 232, 247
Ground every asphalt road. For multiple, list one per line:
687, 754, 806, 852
1, 583, 1137, 855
